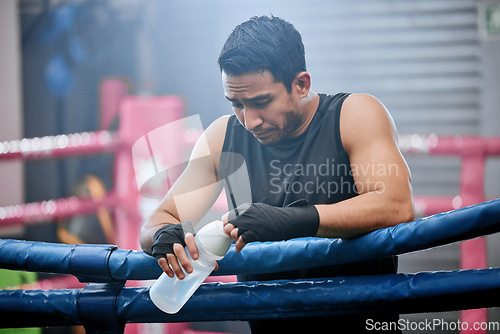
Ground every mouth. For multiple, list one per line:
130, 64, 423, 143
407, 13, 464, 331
252, 131, 273, 140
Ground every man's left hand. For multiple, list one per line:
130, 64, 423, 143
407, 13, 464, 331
221, 200, 320, 252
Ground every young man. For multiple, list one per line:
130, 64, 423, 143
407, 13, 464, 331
141, 15, 413, 333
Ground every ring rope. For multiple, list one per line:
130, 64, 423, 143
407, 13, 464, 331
1, 198, 498, 282
0, 268, 499, 328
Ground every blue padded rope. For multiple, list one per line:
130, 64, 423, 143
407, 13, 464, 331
0, 283, 125, 332
1, 198, 499, 281
90, 197, 500, 278
1, 268, 499, 327
118, 268, 500, 323
107, 197, 500, 278
0, 288, 81, 327
0, 241, 119, 283
216, 197, 500, 275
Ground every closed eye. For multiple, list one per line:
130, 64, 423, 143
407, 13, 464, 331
225, 94, 272, 110
231, 102, 244, 110
253, 100, 271, 108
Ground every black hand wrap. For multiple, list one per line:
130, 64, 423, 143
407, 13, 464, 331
228, 200, 320, 244
151, 221, 195, 260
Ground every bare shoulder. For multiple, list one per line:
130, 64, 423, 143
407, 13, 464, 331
203, 115, 231, 153
206, 115, 231, 135
340, 93, 397, 153
341, 93, 395, 129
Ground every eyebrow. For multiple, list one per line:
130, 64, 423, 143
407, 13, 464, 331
225, 94, 272, 103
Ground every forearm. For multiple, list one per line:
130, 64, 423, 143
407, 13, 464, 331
315, 190, 414, 239
140, 209, 181, 254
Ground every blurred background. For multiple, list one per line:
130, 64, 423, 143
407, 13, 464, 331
1, 0, 500, 333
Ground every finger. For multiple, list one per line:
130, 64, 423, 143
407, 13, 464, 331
166, 253, 185, 280
221, 212, 229, 225
230, 227, 239, 242
214, 261, 219, 271
185, 233, 198, 260
158, 257, 174, 278
174, 243, 193, 275
235, 236, 246, 253
224, 222, 235, 235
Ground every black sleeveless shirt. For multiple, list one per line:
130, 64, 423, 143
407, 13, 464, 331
220, 93, 397, 281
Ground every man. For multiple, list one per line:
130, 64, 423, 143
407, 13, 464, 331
141, 15, 413, 333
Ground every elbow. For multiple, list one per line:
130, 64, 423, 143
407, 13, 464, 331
396, 197, 415, 224
139, 224, 153, 255
400, 206, 415, 224
383, 194, 414, 227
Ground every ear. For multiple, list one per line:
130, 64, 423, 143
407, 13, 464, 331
293, 71, 312, 98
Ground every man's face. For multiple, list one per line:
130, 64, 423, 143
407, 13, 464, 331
222, 70, 304, 145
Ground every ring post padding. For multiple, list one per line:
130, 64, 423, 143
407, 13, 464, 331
78, 282, 125, 333
70, 244, 119, 283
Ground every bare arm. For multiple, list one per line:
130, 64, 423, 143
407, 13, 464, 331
140, 116, 229, 277
315, 93, 414, 238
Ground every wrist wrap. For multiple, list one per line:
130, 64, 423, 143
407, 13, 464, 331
151, 221, 195, 260
228, 200, 320, 244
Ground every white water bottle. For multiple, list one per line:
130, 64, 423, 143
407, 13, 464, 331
149, 220, 232, 314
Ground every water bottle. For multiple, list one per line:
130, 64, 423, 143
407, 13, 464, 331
149, 220, 232, 314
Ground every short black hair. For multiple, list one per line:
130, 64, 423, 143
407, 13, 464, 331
218, 15, 306, 93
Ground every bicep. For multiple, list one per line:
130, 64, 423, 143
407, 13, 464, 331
341, 94, 411, 197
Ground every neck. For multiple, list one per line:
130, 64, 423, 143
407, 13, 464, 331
289, 90, 320, 138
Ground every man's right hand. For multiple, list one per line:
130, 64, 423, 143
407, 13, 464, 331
151, 222, 199, 279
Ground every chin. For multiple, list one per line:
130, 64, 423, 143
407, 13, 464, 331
257, 134, 284, 146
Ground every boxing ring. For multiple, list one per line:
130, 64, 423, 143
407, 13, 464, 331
0, 199, 500, 332
1, 80, 500, 333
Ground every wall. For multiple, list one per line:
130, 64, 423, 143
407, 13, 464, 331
0, 0, 24, 211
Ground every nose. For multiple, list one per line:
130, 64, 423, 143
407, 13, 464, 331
243, 107, 263, 131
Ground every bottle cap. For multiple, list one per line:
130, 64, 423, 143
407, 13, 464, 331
196, 220, 232, 257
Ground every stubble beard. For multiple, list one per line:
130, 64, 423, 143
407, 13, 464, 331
257, 107, 304, 146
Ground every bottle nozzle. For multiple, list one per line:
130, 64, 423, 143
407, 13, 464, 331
196, 220, 232, 258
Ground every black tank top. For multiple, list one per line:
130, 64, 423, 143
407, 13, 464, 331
220, 93, 397, 281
